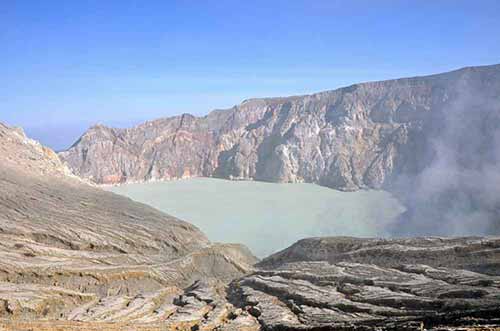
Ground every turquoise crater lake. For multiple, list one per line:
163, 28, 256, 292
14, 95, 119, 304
107, 178, 405, 257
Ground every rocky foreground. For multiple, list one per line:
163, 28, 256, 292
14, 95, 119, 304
243, 236, 500, 330
2, 234, 499, 331
1, 230, 499, 331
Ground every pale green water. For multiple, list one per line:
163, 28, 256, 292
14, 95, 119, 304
108, 178, 405, 257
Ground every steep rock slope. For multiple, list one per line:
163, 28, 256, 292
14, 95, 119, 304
0, 123, 258, 329
60, 64, 499, 190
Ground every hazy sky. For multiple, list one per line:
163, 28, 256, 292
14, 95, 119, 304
1, 0, 499, 150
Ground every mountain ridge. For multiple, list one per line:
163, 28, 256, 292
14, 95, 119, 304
73, 63, 500, 131
77, 62, 500, 134
60, 63, 500, 186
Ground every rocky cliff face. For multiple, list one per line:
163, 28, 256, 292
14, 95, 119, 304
59, 64, 500, 235
59, 64, 498, 189
60, 80, 425, 190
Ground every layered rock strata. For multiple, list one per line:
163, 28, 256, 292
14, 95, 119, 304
60, 64, 500, 193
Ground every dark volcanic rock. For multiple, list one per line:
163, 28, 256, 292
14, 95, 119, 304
257, 236, 500, 275
228, 236, 500, 330
228, 261, 500, 330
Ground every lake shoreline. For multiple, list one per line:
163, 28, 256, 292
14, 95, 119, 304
107, 178, 405, 257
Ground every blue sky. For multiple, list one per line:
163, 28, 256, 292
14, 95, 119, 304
1, 0, 499, 150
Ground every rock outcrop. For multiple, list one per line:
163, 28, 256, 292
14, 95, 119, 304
232, 236, 500, 330
257, 236, 500, 275
229, 261, 500, 330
